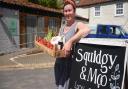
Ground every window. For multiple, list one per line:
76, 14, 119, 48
75, 0, 80, 4
110, 26, 122, 36
49, 18, 57, 31
48, 17, 60, 35
100, 26, 107, 34
94, 6, 101, 17
115, 27, 122, 35
115, 3, 124, 16
37, 17, 45, 37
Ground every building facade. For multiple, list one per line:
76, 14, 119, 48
0, 0, 62, 54
76, 0, 128, 32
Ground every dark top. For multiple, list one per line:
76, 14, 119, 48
54, 22, 78, 86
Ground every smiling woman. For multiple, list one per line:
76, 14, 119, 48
54, 0, 90, 89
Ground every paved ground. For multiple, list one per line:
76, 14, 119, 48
0, 48, 55, 70
0, 48, 57, 89
0, 68, 56, 89
0, 47, 128, 89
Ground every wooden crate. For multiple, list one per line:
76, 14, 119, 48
35, 41, 64, 57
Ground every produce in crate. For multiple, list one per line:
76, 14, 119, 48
50, 35, 65, 50
35, 30, 65, 57
50, 36, 61, 45
44, 30, 54, 41
36, 37, 54, 50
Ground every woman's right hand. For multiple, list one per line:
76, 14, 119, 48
62, 40, 72, 57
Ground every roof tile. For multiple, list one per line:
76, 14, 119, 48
77, 0, 112, 7
0, 0, 62, 14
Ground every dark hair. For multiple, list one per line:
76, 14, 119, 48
63, 0, 76, 12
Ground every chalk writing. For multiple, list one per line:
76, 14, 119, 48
68, 43, 126, 89
76, 49, 117, 72
76, 49, 118, 88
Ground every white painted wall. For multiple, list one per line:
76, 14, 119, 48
76, 7, 89, 19
76, 2, 128, 32
89, 2, 128, 32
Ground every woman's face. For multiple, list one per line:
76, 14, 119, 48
63, 4, 75, 22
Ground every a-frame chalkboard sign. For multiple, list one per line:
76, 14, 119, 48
68, 38, 128, 89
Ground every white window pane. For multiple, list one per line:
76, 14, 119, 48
117, 3, 123, 8
116, 3, 123, 15
95, 12, 100, 16
95, 6, 100, 16
116, 9, 123, 14
95, 6, 100, 10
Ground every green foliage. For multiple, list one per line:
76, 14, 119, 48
56, 0, 63, 9
44, 29, 54, 41
28, 0, 63, 9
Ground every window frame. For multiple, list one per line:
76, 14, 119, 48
94, 6, 101, 17
115, 2, 124, 16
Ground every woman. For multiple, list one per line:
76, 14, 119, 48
54, 0, 90, 89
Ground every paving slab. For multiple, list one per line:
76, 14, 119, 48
0, 48, 56, 70
0, 68, 56, 89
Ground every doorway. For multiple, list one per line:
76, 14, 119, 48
26, 15, 37, 48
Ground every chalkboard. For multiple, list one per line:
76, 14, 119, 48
68, 43, 127, 89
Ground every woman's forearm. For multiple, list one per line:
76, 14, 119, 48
68, 27, 90, 44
